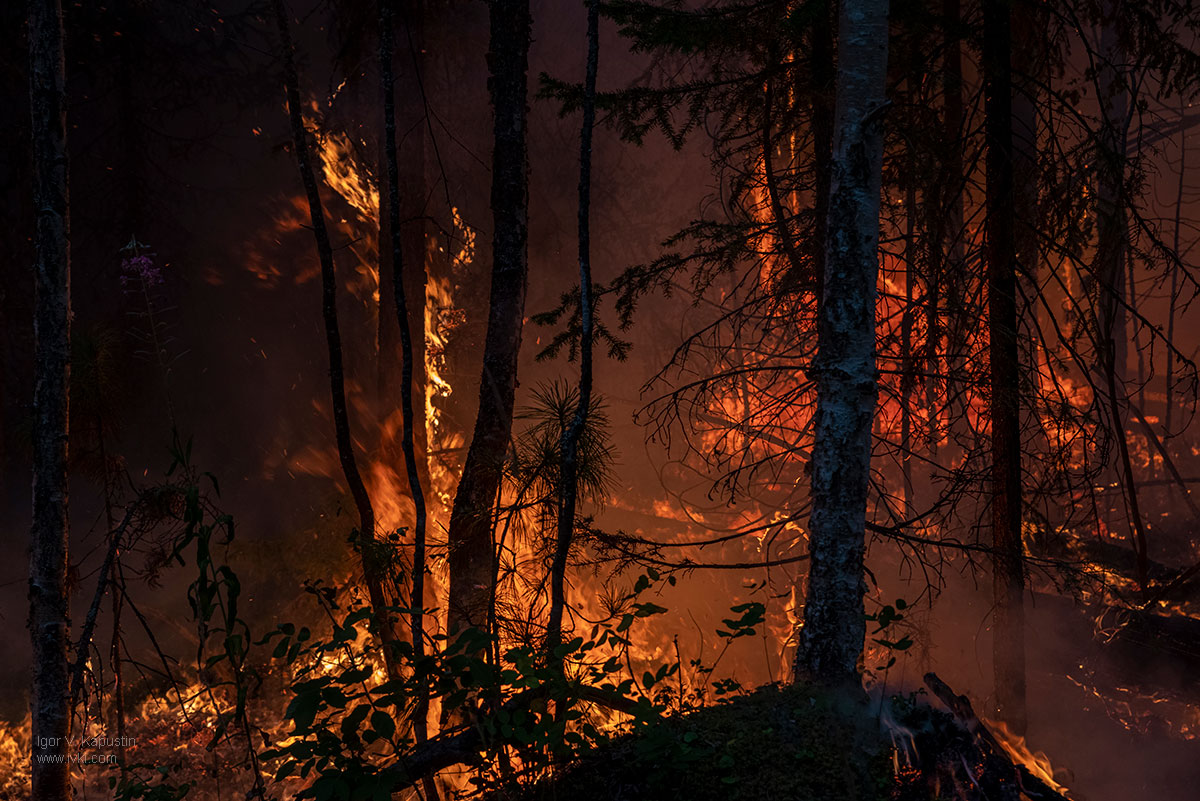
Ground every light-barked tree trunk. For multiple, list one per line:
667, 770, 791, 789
28, 0, 72, 796
794, 0, 890, 688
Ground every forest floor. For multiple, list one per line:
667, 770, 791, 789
510, 683, 904, 801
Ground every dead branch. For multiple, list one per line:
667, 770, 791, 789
70, 504, 136, 711
924, 672, 1074, 801
379, 685, 640, 790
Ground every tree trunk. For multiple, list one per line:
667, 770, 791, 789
378, 137, 400, 405
1092, 1, 1149, 602
378, 8, 437, 799
377, 0, 430, 453
808, 0, 835, 308
983, 0, 1026, 734
937, 0, 968, 446
794, 0, 889, 688
270, 0, 401, 679
901, 35, 921, 512
28, 0, 72, 796
446, 0, 531, 636
901, 160, 916, 515
547, 0, 599, 657
1165, 98, 1185, 436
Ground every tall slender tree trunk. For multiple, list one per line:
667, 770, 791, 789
1165, 100, 1185, 436
28, 0, 72, 796
378, 8, 437, 800
984, 0, 1026, 734
938, 0, 968, 445
446, 0, 531, 636
378, 0, 430, 455
378, 141, 400, 404
270, 0, 401, 679
1092, 0, 1149, 600
901, 169, 916, 516
808, 0, 835, 308
900, 33, 922, 513
547, 0, 599, 657
1004, 0, 1041, 738
794, 0, 889, 688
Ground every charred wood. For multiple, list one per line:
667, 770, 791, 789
923, 673, 1074, 801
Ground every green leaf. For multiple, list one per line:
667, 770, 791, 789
286, 692, 321, 731
370, 710, 395, 741
634, 602, 668, 617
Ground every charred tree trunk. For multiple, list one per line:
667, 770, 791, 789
28, 0, 72, 795
1165, 99, 1185, 436
762, 58, 804, 284
546, 0, 599, 657
379, 6, 436, 795
378, 0, 430, 459
1093, 1, 1149, 600
901, 162, 916, 515
378, 139, 400, 405
808, 0, 835, 307
446, 0, 531, 636
900, 33, 922, 514
937, 0, 968, 445
983, 0, 1026, 734
270, 0, 401, 679
794, 0, 889, 688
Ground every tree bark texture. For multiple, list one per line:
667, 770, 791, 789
794, 0, 889, 687
808, 1, 835, 307
446, 0, 531, 636
377, 0, 429, 452
983, 0, 1026, 734
1092, 1, 1149, 602
28, 0, 72, 796
379, 7, 437, 791
938, 0, 969, 443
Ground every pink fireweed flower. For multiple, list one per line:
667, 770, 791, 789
120, 253, 162, 287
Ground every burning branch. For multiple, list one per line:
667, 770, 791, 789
924, 672, 1076, 801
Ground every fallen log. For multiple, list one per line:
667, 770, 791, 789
379, 684, 641, 790
379, 721, 484, 788
923, 673, 1076, 801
